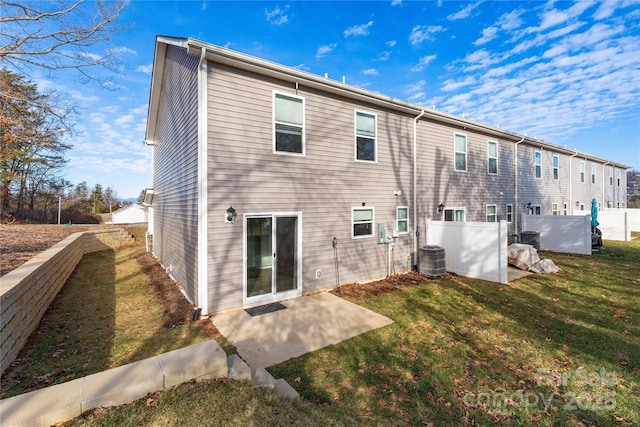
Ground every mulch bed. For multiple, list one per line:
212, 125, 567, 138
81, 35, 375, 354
331, 270, 439, 298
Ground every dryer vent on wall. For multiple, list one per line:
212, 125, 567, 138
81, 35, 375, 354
419, 245, 446, 278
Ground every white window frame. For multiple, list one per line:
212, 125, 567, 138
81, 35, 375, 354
354, 110, 377, 163
553, 155, 559, 181
580, 203, 585, 211
444, 207, 466, 222
454, 133, 467, 172
487, 140, 498, 175
533, 205, 541, 215
534, 151, 542, 179
580, 161, 585, 183
563, 202, 568, 215
273, 91, 305, 156
396, 206, 409, 234
552, 203, 559, 215
617, 169, 621, 187
591, 163, 596, 184
506, 204, 513, 223
352, 207, 375, 239
486, 204, 497, 222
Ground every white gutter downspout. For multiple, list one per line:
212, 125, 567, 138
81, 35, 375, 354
197, 47, 209, 315
603, 161, 610, 210
513, 137, 524, 235
413, 110, 425, 259
569, 151, 578, 215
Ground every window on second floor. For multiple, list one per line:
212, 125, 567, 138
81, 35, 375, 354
355, 111, 376, 162
486, 205, 497, 222
274, 92, 304, 155
534, 151, 542, 179
617, 170, 621, 187
580, 161, 585, 183
591, 164, 596, 184
609, 166, 614, 185
487, 141, 498, 174
454, 133, 467, 172
506, 204, 513, 222
552, 203, 559, 215
553, 155, 559, 180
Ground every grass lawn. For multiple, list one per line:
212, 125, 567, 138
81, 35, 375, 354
9, 237, 640, 426
0, 246, 212, 399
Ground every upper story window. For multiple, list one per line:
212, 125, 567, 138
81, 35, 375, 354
580, 161, 585, 183
274, 92, 304, 155
352, 207, 374, 238
396, 207, 409, 234
617, 169, 621, 187
486, 205, 497, 222
552, 203, 559, 215
487, 141, 498, 174
506, 204, 513, 222
609, 166, 614, 185
534, 151, 542, 179
454, 133, 467, 172
355, 111, 376, 162
591, 164, 596, 184
553, 155, 559, 180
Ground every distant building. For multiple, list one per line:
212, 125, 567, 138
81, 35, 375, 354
111, 204, 148, 224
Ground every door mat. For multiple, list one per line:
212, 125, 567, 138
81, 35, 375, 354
245, 302, 287, 317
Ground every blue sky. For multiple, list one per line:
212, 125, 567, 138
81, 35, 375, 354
29, 0, 640, 199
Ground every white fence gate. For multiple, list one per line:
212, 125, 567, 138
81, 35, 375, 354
424, 219, 508, 284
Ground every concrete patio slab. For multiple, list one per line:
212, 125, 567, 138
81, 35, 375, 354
211, 292, 394, 368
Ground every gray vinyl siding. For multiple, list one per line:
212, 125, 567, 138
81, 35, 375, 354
152, 45, 200, 304
415, 119, 516, 230
205, 63, 414, 313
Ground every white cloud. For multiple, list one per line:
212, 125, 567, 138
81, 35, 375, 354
497, 9, 524, 31
391, 0, 402, 6
362, 68, 379, 76
410, 54, 437, 72
344, 21, 374, 37
201, 1, 208, 11
386, 40, 397, 47
316, 43, 337, 59
447, 1, 483, 21
136, 64, 153, 74
441, 76, 476, 92
377, 51, 391, 61
409, 25, 445, 46
474, 26, 499, 45
265, 6, 289, 25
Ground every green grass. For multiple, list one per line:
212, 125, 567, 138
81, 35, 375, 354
1, 247, 211, 399
10, 237, 640, 426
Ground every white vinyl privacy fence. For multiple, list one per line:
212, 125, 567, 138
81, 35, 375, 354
424, 219, 508, 284
572, 208, 636, 241
521, 214, 591, 254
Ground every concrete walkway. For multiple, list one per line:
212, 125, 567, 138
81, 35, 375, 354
211, 292, 394, 367
507, 266, 533, 282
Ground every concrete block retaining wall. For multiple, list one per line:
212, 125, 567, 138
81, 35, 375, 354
0, 229, 136, 375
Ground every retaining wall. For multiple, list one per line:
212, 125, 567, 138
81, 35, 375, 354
0, 229, 136, 375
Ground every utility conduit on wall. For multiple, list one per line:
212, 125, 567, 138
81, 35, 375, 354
0, 229, 136, 375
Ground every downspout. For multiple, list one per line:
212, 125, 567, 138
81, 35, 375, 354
513, 137, 524, 235
603, 161, 610, 210
197, 47, 209, 315
569, 151, 578, 215
413, 110, 425, 260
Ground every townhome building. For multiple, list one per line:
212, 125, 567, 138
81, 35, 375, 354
144, 36, 629, 315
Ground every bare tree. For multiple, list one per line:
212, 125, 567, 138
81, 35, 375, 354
0, 0, 127, 85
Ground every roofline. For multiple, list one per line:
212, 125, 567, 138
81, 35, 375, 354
146, 36, 631, 170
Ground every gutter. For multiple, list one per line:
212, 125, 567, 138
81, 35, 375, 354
513, 137, 524, 235
413, 110, 425, 258
196, 46, 208, 315
569, 151, 579, 213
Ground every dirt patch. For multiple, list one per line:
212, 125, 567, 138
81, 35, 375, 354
133, 249, 231, 349
331, 270, 440, 298
0, 224, 91, 277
